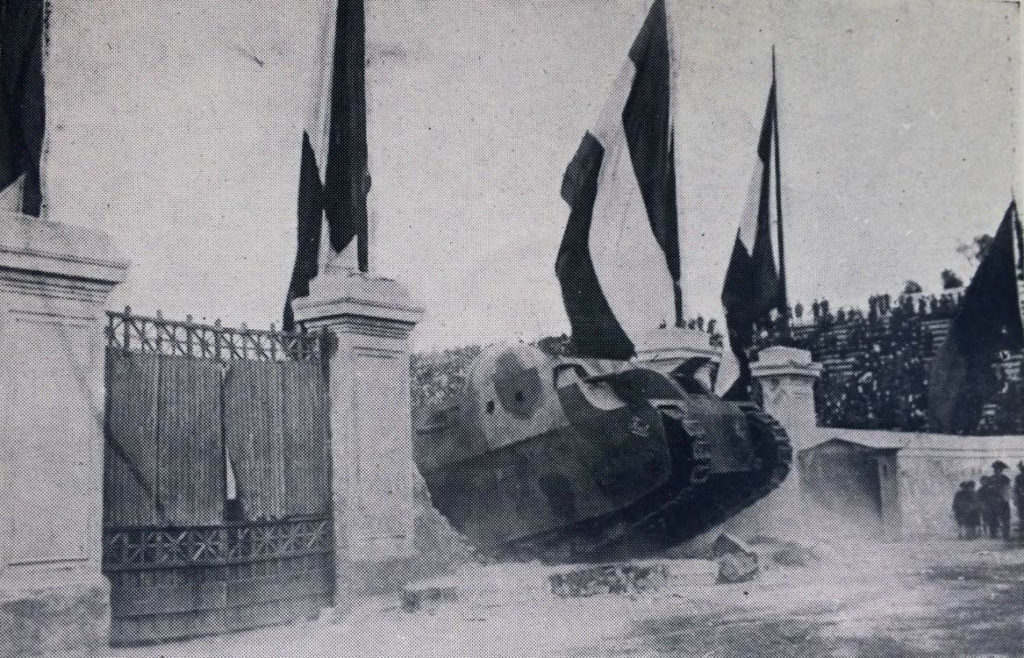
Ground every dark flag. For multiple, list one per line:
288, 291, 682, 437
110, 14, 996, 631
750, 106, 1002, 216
928, 201, 1024, 434
0, 0, 45, 216
718, 79, 783, 401
283, 0, 369, 331
556, 0, 680, 360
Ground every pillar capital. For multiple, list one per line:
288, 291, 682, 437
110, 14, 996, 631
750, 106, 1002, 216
634, 327, 722, 368
749, 345, 823, 384
293, 267, 424, 331
749, 345, 821, 446
633, 327, 722, 392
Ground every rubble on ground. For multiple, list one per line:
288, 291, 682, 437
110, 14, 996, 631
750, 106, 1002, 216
771, 541, 823, 567
713, 533, 760, 583
401, 584, 458, 613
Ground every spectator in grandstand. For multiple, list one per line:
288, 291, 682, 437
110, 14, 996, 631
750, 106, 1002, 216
953, 481, 981, 539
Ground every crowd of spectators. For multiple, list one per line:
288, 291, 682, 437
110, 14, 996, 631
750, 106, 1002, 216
758, 291, 1021, 434
410, 345, 481, 412
802, 305, 932, 431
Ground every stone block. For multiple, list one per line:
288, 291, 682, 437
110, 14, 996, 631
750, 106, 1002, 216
657, 559, 720, 588
713, 533, 760, 583
400, 584, 458, 613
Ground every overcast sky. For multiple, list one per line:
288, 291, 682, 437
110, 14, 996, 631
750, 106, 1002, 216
45, 0, 1020, 349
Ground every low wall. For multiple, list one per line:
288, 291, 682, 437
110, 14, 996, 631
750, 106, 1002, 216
806, 428, 1024, 537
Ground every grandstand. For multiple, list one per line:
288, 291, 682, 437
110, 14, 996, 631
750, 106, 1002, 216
758, 291, 1022, 434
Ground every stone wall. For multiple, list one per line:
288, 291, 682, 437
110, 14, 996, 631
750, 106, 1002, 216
804, 428, 1024, 537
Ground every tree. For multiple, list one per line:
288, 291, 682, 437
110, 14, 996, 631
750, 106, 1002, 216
941, 269, 964, 290
956, 234, 994, 267
903, 280, 923, 295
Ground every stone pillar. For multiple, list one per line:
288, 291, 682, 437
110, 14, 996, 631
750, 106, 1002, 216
740, 345, 823, 534
633, 327, 722, 390
633, 327, 722, 371
0, 212, 128, 655
750, 346, 823, 454
292, 267, 424, 602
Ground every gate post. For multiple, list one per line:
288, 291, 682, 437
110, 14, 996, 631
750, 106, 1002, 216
293, 266, 424, 606
735, 345, 823, 535
0, 213, 128, 654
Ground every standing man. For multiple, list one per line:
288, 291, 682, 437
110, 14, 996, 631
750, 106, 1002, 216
953, 481, 981, 539
990, 461, 1012, 540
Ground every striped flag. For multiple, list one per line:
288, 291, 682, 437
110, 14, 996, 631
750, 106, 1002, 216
716, 78, 784, 400
0, 0, 46, 217
556, 0, 681, 360
283, 0, 370, 331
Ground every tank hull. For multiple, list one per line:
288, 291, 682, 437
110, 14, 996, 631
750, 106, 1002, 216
414, 344, 791, 563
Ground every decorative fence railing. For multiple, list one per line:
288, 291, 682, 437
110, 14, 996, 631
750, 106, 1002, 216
106, 308, 323, 362
103, 517, 332, 572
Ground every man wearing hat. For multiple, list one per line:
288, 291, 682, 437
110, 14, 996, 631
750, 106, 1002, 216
990, 461, 1012, 539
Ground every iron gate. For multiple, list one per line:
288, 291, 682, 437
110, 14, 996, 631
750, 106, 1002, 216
102, 310, 333, 646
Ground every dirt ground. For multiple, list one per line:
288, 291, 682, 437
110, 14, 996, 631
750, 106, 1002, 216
109, 536, 1024, 658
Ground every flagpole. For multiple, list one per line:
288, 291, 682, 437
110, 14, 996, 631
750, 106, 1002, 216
673, 282, 683, 328
1012, 197, 1024, 334
771, 45, 791, 341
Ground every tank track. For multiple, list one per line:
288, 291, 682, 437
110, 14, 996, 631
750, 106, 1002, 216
590, 402, 791, 560
479, 403, 792, 564
736, 402, 792, 491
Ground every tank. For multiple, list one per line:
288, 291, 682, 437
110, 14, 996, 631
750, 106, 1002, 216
413, 342, 791, 564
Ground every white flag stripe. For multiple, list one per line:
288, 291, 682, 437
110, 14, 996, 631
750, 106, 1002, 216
330, 229, 360, 271
716, 160, 766, 397
715, 327, 740, 396
590, 126, 676, 337
225, 446, 238, 500
587, 58, 676, 340
307, 0, 339, 168
1014, 207, 1024, 330
594, 61, 636, 144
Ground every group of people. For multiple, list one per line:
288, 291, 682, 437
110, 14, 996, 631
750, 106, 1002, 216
952, 461, 1024, 539
755, 292, 1023, 436
801, 292, 961, 325
808, 308, 932, 432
